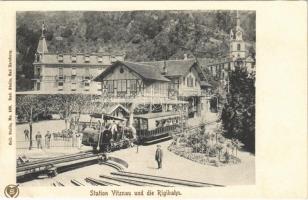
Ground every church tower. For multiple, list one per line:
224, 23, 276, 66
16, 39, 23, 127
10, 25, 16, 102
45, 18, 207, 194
33, 22, 48, 91
229, 11, 246, 60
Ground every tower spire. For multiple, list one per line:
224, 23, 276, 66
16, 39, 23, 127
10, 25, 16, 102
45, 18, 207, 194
236, 11, 240, 30
41, 21, 46, 38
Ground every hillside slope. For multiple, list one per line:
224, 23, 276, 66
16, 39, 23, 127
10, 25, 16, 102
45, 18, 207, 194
16, 11, 255, 91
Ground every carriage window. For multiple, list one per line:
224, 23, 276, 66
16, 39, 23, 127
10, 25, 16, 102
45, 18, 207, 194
140, 119, 148, 130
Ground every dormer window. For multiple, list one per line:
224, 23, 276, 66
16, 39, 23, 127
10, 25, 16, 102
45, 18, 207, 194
71, 55, 76, 63
58, 54, 63, 62
98, 56, 103, 63
85, 55, 90, 63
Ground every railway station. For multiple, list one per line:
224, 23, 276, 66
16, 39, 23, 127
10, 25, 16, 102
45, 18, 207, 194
15, 10, 255, 187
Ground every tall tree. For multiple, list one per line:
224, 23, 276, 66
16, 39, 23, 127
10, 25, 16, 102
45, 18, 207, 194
221, 68, 255, 153
16, 95, 42, 149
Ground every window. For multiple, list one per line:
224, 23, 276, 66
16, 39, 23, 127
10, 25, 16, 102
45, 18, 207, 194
120, 68, 124, 73
72, 67, 77, 76
85, 55, 90, 63
183, 77, 185, 85
84, 67, 90, 79
71, 55, 76, 63
84, 81, 90, 91
58, 54, 63, 62
71, 82, 77, 91
104, 80, 114, 93
237, 44, 241, 51
111, 56, 116, 63
36, 54, 40, 62
117, 80, 127, 92
97, 82, 102, 91
98, 56, 103, 63
58, 81, 63, 91
130, 80, 137, 91
36, 67, 41, 76
186, 76, 194, 87
58, 67, 64, 79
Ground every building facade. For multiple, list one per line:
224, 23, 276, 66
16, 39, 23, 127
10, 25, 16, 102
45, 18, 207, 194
94, 58, 212, 126
32, 28, 125, 94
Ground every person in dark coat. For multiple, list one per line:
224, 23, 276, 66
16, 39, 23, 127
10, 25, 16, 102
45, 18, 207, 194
24, 129, 29, 141
35, 131, 43, 149
155, 145, 163, 169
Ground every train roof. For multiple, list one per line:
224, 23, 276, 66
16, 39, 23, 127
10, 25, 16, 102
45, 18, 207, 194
134, 112, 180, 119
90, 113, 125, 121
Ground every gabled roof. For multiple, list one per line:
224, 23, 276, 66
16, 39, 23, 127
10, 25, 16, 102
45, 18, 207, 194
140, 59, 196, 77
94, 61, 170, 82
103, 104, 130, 115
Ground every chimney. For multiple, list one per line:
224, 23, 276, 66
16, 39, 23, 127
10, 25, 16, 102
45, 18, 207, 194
184, 54, 188, 60
162, 60, 168, 75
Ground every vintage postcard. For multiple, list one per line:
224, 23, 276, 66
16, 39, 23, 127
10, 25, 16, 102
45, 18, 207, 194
0, 1, 307, 199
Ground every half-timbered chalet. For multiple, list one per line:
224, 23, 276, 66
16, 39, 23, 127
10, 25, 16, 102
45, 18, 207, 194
94, 58, 212, 126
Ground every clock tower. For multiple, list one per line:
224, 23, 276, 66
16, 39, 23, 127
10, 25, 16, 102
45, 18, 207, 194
230, 11, 246, 60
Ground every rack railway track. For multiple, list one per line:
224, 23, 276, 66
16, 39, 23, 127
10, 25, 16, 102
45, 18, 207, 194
52, 171, 223, 187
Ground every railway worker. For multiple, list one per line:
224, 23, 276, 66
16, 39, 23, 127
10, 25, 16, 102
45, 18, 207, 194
111, 121, 118, 141
35, 131, 43, 149
24, 128, 29, 141
155, 145, 163, 169
45, 131, 51, 148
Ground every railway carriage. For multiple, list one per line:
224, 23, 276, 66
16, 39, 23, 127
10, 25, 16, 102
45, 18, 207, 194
133, 112, 182, 144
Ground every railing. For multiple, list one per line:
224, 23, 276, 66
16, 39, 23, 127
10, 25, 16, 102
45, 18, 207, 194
16, 137, 81, 150
179, 89, 201, 96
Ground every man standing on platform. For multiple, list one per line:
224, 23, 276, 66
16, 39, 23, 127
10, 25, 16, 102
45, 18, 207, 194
45, 131, 51, 148
155, 145, 163, 169
24, 129, 29, 141
35, 131, 43, 149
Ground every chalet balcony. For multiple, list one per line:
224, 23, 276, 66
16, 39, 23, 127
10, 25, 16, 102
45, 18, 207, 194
100, 90, 175, 104
179, 88, 201, 97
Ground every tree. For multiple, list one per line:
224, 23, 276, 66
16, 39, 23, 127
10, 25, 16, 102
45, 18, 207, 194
16, 95, 43, 150
221, 68, 255, 153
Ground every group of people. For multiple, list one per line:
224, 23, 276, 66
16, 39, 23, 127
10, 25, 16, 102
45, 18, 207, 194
23, 128, 83, 150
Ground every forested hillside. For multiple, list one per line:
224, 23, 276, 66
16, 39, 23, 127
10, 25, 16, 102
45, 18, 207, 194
16, 11, 255, 90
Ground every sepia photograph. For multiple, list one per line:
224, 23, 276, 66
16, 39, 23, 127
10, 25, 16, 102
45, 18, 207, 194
15, 10, 256, 187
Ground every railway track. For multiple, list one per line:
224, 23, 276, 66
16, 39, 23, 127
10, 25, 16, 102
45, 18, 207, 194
17, 152, 99, 173
53, 170, 223, 187
110, 171, 222, 187
17, 151, 93, 168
